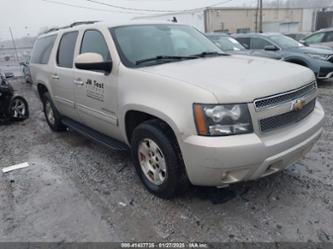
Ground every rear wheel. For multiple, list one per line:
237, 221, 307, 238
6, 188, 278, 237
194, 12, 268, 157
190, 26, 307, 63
42, 92, 66, 131
131, 120, 189, 199
9, 96, 29, 121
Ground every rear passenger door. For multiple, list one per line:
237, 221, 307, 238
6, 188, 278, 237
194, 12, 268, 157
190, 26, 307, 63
73, 29, 119, 138
51, 31, 80, 121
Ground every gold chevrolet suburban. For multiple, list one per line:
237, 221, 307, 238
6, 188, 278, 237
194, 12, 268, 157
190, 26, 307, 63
30, 21, 324, 198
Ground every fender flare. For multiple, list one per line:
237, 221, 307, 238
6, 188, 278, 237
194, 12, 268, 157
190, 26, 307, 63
121, 104, 182, 145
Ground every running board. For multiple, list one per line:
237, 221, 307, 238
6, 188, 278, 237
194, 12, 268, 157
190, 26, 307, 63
62, 117, 128, 151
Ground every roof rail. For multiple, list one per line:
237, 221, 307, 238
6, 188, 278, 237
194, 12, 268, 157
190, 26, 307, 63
43, 21, 100, 34
70, 21, 99, 27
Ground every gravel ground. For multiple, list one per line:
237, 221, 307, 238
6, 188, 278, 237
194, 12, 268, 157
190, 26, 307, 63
0, 78, 332, 242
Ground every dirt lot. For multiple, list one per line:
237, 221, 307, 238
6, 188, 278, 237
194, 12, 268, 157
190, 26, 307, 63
0, 78, 332, 242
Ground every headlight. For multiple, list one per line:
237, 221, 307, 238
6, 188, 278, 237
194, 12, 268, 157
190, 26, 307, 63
193, 103, 253, 136
307, 53, 329, 61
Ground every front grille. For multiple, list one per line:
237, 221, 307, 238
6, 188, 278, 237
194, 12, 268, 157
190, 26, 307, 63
254, 82, 317, 111
260, 99, 316, 133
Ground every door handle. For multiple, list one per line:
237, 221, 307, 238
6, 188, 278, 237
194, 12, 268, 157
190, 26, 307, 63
51, 74, 60, 80
74, 78, 84, 86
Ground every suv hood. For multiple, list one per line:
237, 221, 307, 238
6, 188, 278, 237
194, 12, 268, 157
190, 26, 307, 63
139, 55, 315, 103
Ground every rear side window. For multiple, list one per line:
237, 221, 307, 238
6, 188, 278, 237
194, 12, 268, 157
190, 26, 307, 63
80, 30, 111, 61
57, 31, 78, 68
304, 32, 325, 44
235, 37, 250, 49
251, 38, 272, 49
31, 35, 57, 64
324, 32, 333, 42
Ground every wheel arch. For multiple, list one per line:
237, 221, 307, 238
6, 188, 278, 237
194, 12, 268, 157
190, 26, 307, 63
123, 106, 181, 146
284, 57, 310, 67
37, 82, 50, 101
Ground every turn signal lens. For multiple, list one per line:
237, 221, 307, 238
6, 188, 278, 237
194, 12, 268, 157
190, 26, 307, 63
193, 104, 208, 135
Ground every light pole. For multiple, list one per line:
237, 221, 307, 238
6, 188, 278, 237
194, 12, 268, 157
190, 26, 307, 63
259, 0, 263, 33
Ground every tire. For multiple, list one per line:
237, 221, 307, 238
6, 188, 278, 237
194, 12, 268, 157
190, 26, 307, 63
42, 92, 66, 131
9, 96, 29, 121
131, 119, 190, 199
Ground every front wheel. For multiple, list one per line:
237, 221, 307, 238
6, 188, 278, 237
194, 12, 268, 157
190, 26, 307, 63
9, 96, 29, 121
131, 120, 189, 199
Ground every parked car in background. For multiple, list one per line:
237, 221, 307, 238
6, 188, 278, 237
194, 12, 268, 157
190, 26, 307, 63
233, 33, 333, 80
284, 32, 310, 41
301, 28, 333, 49
20, 57, 32, 83
205, 33, 247, 53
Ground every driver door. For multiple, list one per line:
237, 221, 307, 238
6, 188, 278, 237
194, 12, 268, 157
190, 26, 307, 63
73, 29, 119, 138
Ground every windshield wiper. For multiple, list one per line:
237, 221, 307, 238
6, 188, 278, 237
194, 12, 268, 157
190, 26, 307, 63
136, 55, 198, 65
191, 51, 229, 57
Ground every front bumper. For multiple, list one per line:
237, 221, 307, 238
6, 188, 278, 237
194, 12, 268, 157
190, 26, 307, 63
180, 101, 324, 186
314, 59, 333, 79
317, 68, 333, 79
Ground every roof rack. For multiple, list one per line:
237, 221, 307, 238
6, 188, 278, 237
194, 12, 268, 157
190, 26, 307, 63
70, 21, 99, 27
44, 21, 100, 34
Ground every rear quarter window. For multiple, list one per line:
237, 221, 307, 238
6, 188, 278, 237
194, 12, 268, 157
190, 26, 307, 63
31, 35, 57, 64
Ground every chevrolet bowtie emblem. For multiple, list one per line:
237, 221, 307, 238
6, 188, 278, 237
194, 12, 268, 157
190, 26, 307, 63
292, 99, 306, 112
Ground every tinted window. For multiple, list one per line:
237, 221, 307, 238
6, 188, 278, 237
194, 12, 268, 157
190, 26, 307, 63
268, 35, 302, 49
208, 36, 245, 51
235, 37, 250, 49
31, 35, 57, 64
304, 32, 325, 44
57, 32, 78, 68
324, 32, 333, 42
80, 30, 110, 61
251, 38, 272, 49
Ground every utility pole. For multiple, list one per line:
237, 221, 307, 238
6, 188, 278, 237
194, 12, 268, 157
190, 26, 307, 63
9, 27, 19, 62
255, 0, 259, 32
259, 0, 263, 33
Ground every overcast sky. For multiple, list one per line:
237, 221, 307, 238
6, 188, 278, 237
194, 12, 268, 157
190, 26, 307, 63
0, 0, 256, 40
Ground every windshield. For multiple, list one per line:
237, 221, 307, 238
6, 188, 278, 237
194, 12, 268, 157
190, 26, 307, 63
268, 34, 303, 49
110, 24, 222, 67
208, 35, 245, 51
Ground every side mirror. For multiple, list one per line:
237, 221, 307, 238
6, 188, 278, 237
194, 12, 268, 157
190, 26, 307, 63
264, 45, 279, 51
75, 53, 112, 73
299, 40, 309, 46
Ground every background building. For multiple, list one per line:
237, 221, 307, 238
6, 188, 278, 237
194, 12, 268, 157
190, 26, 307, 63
134, 7, 333, 34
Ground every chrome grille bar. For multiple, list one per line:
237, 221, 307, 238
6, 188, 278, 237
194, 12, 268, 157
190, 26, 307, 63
254, 82, 317, 112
